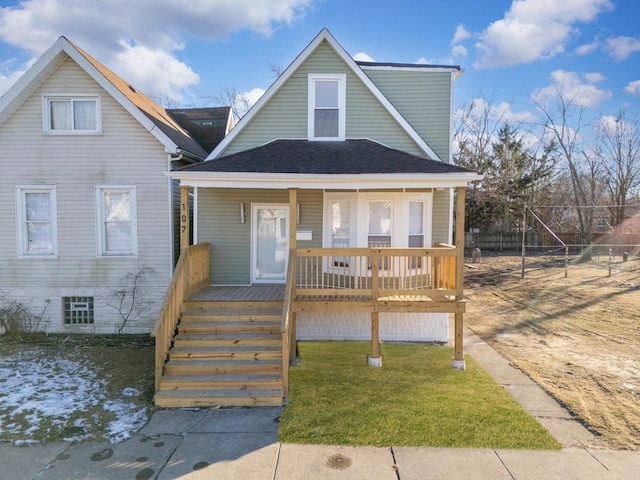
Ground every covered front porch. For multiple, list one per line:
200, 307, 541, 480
151, 183, 468, 407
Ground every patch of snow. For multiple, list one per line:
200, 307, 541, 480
0, 346, 148, 443
121, 387, 141, 397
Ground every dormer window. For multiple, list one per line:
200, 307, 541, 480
43, 95, 101, 134
308, 74, 345, 141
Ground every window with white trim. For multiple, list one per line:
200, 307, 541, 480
16, 186, 58, 256
308, 74, 346, 140
96, 186, 137, 256
368, 201, 392, 247
44, 95, 100, 133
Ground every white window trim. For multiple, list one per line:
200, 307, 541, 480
323, 191, 433, 249
308, 73, 346, 141
43, 94, 102, 134
95, 186, 138, 257
16, 185, 58, 257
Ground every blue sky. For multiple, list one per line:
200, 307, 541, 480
1, 0, 639, 125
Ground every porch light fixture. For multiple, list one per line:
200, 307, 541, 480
240, 202, 245, 224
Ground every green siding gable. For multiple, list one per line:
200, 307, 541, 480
363, 68, 453, 163
223, 41, 425, 157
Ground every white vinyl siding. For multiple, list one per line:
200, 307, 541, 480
44, 95, 101, 134
96, 186, 138, 256
16, 186, 58, 256
0, 57, 172, 332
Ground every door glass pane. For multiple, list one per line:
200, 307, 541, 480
368, 201, 391, 247
331, 200, 350, 248
256, 207, 287, 281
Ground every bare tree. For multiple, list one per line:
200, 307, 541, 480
532, 81, 600, 252
202, 84, 253, 122
593, 110, 640, 227
101, 267, 154, 334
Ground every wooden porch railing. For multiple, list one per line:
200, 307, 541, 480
294, 246, 458, 300
280, 248, 296, 396
151, 243, 210, 392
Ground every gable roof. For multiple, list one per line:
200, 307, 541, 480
0, 37, 208, 160
207, 29, 458, 162
179, 139, 473, 175
167, 107, 234, 155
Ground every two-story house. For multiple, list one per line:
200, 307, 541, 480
0, 37, 232, 334
153, 29, 481, 407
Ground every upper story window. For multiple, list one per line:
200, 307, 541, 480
308, 74, 345, 141
44, 95, 101, 134
16, 186, 58, 257
96, 186, 138, 256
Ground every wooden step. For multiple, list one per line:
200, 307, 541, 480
183, 300, 283, 312
180, 310, 282, 323
168, 346, 283, 361
154, 389, 284, 408
164, 359, 282, 376
178, 321, 280, 335
173, 333, 282, 348
159, 374, 283, 391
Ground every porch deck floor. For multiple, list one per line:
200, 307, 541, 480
189, 284, 286, 302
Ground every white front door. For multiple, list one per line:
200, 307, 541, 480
252, 204, 289, 283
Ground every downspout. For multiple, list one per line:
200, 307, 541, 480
166, 151, 185, 278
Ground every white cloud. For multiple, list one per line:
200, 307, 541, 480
353, 52, 375, 62
451, 44, 468, 59
474, 0, 613, 68
451, 24, 470, 45
604, 36, 640, 61
625, 80, 640, 97
114, 42, 200, 105
532, 70, 612, 108
241, 88, 266, 109
0, 0, 314, 100
574, 40, 601, 56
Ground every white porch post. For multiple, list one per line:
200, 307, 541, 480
180, 185, 190, 251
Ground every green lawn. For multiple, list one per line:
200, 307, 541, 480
279, 341, 561, 449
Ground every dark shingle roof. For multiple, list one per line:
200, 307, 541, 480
178, 139, 473, 175
167, 107, 231, 155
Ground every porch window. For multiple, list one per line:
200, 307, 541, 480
16, 186, 58, 256
44, 96, 100, 133
308, 74, 345, 140
96, 186, 137, 256
409, 201, 425, 248
368, 201, 392, 248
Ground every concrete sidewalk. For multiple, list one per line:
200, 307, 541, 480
2, 330, 639, 479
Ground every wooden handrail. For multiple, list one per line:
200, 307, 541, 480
295, 247, 459, 299
281, 248, 296, 396
151, 243, 210, 392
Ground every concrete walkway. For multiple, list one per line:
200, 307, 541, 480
2, 330, 639, 479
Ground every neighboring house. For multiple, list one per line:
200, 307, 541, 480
170, 29, 481, 343
0, 37, 232, 334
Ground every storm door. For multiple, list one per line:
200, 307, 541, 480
252, 205, 289, 283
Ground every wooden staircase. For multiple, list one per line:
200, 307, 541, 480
154, 299, 285, 408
